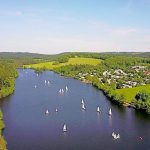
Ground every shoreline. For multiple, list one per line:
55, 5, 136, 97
0, 110, 7, 150
53, 70, 149, 115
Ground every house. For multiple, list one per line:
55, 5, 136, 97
144, 71, 150, 76
103, 71, 111, 77
114, 69, 127, 76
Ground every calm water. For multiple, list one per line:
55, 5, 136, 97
0, 69, 150, 150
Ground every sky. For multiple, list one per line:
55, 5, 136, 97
0, 0, 150, 54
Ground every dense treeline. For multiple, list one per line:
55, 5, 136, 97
0, 110, 7, 150
0, 61, 18, 98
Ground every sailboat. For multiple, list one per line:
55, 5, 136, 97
112, 132, 120, 139
112, 132, 115, 137
81, 99, 84, 105
97, 106, 100, 113
45, 109, 49, 115
65, 86, 68, 92
116, 134, 120, 139
34, 85, 37, 88
55, 108, 58, 112
62, 89, 64, 94
82, 103, 86, 110
47, 81, 50, 85
109, 108, 112, 116
45, 80, 47, 84
63, 124, 67, 132
59, 89, 62, 93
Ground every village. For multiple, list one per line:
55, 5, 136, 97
77, 65, 150, 89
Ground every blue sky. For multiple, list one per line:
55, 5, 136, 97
0, 0, 150, 54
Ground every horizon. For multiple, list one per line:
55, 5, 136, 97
0, 50, 150, 55
0, 0, 150, 54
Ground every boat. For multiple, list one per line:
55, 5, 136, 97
81, 99, 84, 105
97, 106, 100, 113
45, 109, 49, 115
55, 108, 58, 112
59, 89, 61, 93
62, 89, 64, 93
65, 86, 68, 92
82, 103, 86, 110
109, 108, 112, 116
112, 132, 120, 139
34, 85, 37, 88
45, 80, 47, 84
112, 132, 115, 137
63, 124, 67, 132
116, 134, 120, 139
47, 81, 50, 85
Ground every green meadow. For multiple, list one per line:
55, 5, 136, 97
24, 57, 102, 70
114, 84, 150, 103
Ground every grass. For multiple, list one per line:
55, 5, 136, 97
24, 57, 102, 70
114, 84, 150, 103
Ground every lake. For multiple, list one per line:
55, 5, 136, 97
0, 69, 150, 150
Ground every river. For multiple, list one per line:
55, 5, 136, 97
0, 69, 150, 150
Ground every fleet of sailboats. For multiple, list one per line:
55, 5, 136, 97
37, 78, 118, 139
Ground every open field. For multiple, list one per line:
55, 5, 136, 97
24, 57, 102, 70
114, 84, 150, 103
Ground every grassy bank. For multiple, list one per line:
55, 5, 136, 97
24, 57, 102, 70
0, 111, 7, 150
114, 84, 150, 103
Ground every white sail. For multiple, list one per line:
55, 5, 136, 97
63, 124, 67, 132
45, 80, 47, 84
34, 85, 37, 88
112, 132, 115, 137
81, 99, 84, 105
55, 108, 58, 112
97, 107, 100, 112
116, 134, 120, 139
45, 109, 49, 114
65, 86, 68, 91
109, 108, 112, 115
82, 103, 86, 110
112, 132, 120, 139
62, 89, 64, 93
59, 89, 61, 93
48, 81, 50, 85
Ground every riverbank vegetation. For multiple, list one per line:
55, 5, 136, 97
0, 62, 18, 99
0, 110, 7, 150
